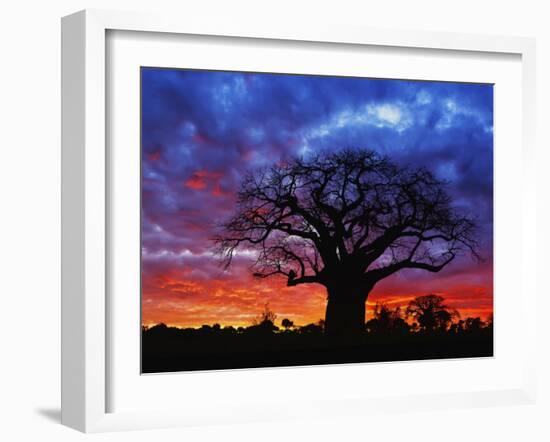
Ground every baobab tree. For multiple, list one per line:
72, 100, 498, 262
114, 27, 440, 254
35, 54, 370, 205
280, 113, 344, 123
215, 149, 478, 336
406, 294, 460, 332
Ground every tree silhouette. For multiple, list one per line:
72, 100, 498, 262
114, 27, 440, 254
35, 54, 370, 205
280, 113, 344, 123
486, 313, 494, 330
281, 318, 294, 330
216, 149, 478, 336
248, 304, 279, 336
406, 294, 459, 332
463, 316, 485, 332
366, 302, 409, 334
253, 303, 277, 326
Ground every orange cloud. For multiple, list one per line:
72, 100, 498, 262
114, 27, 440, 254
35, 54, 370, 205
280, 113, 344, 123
142, 263, 493, 329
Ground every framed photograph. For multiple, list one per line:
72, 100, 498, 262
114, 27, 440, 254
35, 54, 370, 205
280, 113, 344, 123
140, 67, 495, 373
61, 9, 537, 432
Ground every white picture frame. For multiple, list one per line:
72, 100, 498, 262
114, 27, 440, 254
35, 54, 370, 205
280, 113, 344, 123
61, 9, 537, 433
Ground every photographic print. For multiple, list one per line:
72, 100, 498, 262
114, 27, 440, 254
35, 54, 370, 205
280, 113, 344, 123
140, 68, 493, 373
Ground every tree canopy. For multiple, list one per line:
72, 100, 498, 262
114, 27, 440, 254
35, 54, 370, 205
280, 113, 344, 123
406, 294, 460, 332
215, 149, 479, 293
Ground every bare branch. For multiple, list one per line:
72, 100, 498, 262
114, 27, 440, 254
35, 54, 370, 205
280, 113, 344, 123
213, 149, 479, 291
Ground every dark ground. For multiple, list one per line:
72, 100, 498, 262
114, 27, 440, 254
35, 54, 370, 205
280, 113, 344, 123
141, 324, 493, 373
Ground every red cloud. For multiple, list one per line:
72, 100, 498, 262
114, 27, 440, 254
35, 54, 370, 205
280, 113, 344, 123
184, 170, 223, 191
142, 234, 493, 328
184, 176, 207, 190
148, 151, 161, 161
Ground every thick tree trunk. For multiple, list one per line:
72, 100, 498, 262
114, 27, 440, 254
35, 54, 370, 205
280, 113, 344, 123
324, 285, 368, 337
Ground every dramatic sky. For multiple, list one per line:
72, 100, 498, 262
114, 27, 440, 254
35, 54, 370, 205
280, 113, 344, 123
141, 67, 493, 328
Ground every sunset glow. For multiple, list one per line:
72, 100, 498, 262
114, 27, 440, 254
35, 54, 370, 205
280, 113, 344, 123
141, 68, 493, 329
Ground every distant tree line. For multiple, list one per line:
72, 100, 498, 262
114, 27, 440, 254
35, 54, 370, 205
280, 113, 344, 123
142, 294, 493, 372
143, 294, 492, 338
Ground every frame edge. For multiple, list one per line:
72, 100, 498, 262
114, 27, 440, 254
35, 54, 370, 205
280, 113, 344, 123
61, 9, 86, 432
61, 9, 108, 433
61, 8, 538, 432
